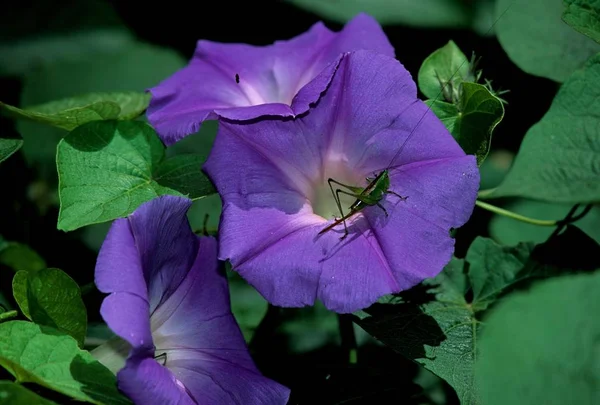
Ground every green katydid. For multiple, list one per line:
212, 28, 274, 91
317, 170, 407, 240
317, 5, 513, 240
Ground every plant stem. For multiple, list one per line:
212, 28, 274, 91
0, 310, 18, 322
475, 200, 557, 226
477, 188, 496, 198
80, 282, 96, 296
337, 314, 358, 365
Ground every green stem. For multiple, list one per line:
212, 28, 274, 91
477, 188, 497, 198
0, 310, 18, 322
80, 282, 96, 296
475, 200, 557, 226
337, 314, 358, 365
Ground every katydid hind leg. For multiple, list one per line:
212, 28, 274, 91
327, 178, 363, 194
327, 179, 347, 221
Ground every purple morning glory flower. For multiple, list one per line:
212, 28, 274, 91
147, 13, 394, 145
93, 195, 290, 404
203, 50, 480, 314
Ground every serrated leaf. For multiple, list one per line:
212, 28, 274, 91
427, 82, 504, 166
354, 237, 534, 404
0, 321, 130, 405
490, 200, 600, 245
475, 271, 600, 405
57, 120, 216, 231
488, 54, 600, 203
12, 268, 87, 347
0, 381, 59, 405
0, 242, 46, 273
418, 40, 470, 100
495, 0, 600, 82
285, 0, 471, 27
563, 0, 600, 44
154, 154, 215, 199
0, 92, 151, 131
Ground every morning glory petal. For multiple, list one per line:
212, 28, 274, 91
204, 50, 480, 313
147, 13, 394, 145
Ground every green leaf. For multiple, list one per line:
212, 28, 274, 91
228, 272, 268, 342
1, 92, 151, 131
80, 122, 220, 253
488, 54, 600, 203
0, 29, 135, 77
0, 381, 59, 405
285, 0, 471, 28
427, 82, 504, 165
0, 130, 23, 164
475, 271, 600, 405
17, 40, 185, 182
12, 268, 87, 347
418, 40, 470, 100
0, 242, 46, 273
490, 200, 600, 245
154, 154, 215, 200
281, 302, 341, 353
57, 120, 215, 231
495, 0, 600, 82
0, 321, 130, 405
354, 237, 534, 404
478, 150, 514, 190
563, 0, 600, 43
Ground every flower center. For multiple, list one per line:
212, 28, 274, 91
310, 159, 365, 221
237, 66, 319, 107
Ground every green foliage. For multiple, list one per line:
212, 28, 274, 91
0, 321, 130, 404
475, 270, 600, 405
12, 268, 87, 347
16, 40, 185, 181
563, 0, 600, 43
355, 237, 534, 404
0, 381, 59, 405
153, 155, 216, 199
495, 0, 600, 82
418, 40, 471, 101
169, 121, 223, 234
427, 83, 504, 166
489, 54, 600, 203
285, 0, 471, 28
0, 242, 46, 272
0, 130, 23, 164
419, 41, 504, 166
0, 309, 18, 323
0, 92, 151, 131
57, 120, 215, 231
228, 272, 268, 342
490, 200, 600, 245
478, 150, 514, 189
0, 29, 135, 77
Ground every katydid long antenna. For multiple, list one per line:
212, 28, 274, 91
381, 2, 514, 172
318, 3, 514, 240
